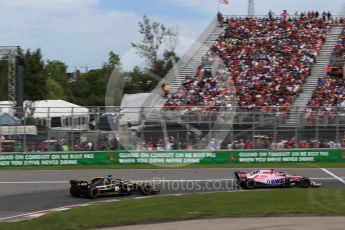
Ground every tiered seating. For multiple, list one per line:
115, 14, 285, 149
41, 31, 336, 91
165, 17, 332, 113
305, 24, 345, 125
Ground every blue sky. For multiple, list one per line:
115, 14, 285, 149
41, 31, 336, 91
98, 0, 206, 20
0, 0, 343, 72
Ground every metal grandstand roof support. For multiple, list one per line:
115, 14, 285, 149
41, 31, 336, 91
248, 0, 255, 17
0, 46, 20, 105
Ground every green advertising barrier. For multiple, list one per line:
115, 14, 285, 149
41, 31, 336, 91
0, 152, 113, 167
0, 149, 345, 166
116, 149, 345, 164
220, 149, 345, 164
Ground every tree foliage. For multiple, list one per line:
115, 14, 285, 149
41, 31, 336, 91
44, 60, 72, 100
130, 15, 179, 93
104, 51, 121, 70
45, 60, 68, 86
70, 68, 109, 106
124, 66, 151, 94
23, 49, 47, 100
131, 15, 178, 67
47, 77, 66, 100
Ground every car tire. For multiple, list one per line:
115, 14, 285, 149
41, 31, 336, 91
89, 188, 100, 199
140, 184, 153, 195
299, 177, 311, 188
70, 188, 81, 197
237, 181, 244, 189
245, 179, 256, 189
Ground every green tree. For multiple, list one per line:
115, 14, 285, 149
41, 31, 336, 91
103, 51, 122, 82
104, 51, 121, 70
44, 60, 72, 100
151, 50, 179, 81
70, 51, 123, 106
132, 15, 178, 65
131, 15, 179, 92
45, 60, 68, 86
70, 69, 108, 106
46, 77, 66, 100
23, 49, 47, 100
124, 66, 145, 94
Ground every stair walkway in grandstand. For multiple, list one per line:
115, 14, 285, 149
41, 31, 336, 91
168, 26, 225, 93
143, 18, 225, 122
281, 25, 344, 127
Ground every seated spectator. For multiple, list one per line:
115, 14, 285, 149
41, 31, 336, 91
306, 24, 345, 123
165, 16, 332, 114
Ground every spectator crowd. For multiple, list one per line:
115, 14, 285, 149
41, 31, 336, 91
305, 23, 345, 125
165, 13, 333, 115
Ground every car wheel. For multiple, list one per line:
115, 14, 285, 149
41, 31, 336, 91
89, 188, 100, 199
121, 184, 133, 194
245, 179, 256, 189
70, 188, 81, 197
299, 177, 311, 188
140, 184, 153, 195
237, 181, 244, 189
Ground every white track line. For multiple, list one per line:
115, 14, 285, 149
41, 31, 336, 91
0, 209, 57, 221
311, 177, 345, 180
0, 181, 68, 184
320, 168, 345, 185
0, 199, 119, 221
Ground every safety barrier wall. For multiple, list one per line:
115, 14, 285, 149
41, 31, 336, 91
0, 149, 344, 167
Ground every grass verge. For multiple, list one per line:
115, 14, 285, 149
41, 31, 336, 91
1, 162, 345, 170
1, 189, 345, 230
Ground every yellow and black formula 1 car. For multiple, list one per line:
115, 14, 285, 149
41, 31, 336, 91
69, 175, 160, 199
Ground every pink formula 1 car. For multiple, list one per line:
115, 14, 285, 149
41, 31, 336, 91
235, 169, 321, 189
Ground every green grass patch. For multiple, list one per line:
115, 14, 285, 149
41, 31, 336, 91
1, 162, 345, 170
1, 189, 345, 230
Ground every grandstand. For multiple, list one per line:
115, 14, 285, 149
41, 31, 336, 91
284, 24, 344, 126
166, 16, 332, 110
136, 12, 345, 150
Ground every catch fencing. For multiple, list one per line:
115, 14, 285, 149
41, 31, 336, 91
1, 106, 345, 153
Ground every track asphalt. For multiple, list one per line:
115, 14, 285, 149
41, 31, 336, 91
0, 168, 344, 221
